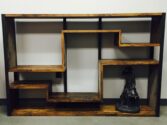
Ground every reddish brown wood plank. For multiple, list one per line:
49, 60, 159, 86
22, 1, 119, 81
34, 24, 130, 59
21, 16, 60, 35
100, 59, 159, 66
47, 92, 100, 103
63, 30, 121, 33
10, 82, 49, 89
5, 13, 163, 18
9, 65, 65, 72
11, 105, 155, 116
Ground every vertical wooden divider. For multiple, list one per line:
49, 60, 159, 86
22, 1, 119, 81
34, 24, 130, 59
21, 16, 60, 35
98, 17, 103, 100
63, 18, 67, 94
2, 15, 18, 115
155, 13, 166, 116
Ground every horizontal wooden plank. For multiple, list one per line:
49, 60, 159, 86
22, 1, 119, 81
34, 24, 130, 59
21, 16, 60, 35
100, 59, 159, 66
119, 43, 160, 47
47, 92, 100, 103
9, 65, 65, 72
5, 13, 163, 18
63, 30, 121, 33
10, 82, 49, 90
11, 105, 155, 116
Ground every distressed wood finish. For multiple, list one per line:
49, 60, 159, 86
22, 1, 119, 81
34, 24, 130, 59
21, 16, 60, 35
47, 92, 100, 103
99, 61, 103, 99
62, 30, 121, 33
100, 59, 159, 66
154, 13, 166, 116
9, 80, 51, 104
9, 65, 65, 72
5, 18, 17, 69
11, 105, 155, 116
2, 15, 18, 115
10, 83, 49, 90
61, 30, 65, 67
5, 13, 162, 18
148, 66, 159, 112
2, 13, 165, 116
119, 43, 160, 47
63, 18, 67, 93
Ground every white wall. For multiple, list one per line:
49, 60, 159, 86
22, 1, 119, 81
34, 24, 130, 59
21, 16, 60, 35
0, 0, 167, 99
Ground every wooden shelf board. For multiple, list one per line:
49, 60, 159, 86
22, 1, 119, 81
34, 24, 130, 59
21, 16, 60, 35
11, 105, 155, 116
9, 65, 65, 72
119, 43, 160, 47
100, 59, 159, 66
5, 13, 163, 18
10, 82, 49, 90
47, 92, 100, 103
63, 30, 121, 33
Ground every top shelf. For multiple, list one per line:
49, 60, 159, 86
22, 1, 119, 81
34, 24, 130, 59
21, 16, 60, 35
4, 13, 163, 18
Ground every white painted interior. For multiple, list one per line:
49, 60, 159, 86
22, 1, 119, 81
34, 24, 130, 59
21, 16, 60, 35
0, 0, 166, 99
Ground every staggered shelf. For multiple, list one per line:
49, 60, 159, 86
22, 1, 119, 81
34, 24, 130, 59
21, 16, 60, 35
2, 13, 165, 116
47, 93, 100, 103
9, 65, 65, 72
118, 43, 160, 47
99, 59, 159, 66
10, 83, 49, 90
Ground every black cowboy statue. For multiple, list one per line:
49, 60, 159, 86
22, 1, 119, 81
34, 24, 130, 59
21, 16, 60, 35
116, 66, 140, 113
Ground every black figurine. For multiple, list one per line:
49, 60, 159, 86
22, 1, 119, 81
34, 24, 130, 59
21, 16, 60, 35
116, 66, 140, 113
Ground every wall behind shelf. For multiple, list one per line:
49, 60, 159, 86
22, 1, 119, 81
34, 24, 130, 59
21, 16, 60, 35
0, 0, 166, 99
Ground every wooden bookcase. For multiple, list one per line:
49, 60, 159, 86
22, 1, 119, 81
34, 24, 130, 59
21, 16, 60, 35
2, 13, 165, 116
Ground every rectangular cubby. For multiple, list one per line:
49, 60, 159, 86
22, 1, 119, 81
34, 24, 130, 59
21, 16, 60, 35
6, 19, 65, 73
99, 59, 159, 116
102, 16, 162, 47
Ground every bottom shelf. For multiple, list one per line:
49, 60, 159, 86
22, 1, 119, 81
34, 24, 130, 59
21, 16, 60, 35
11, 105, 155, 116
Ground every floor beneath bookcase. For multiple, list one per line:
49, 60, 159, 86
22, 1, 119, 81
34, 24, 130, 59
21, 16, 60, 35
11, 105, 155, 116
0, 106, 167, 125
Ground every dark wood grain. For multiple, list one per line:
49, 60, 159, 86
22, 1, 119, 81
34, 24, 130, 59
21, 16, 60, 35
6, 18, 17, 69
155, 13, 166, 116
63, 18, 67, 94
2, 15, 18, 115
